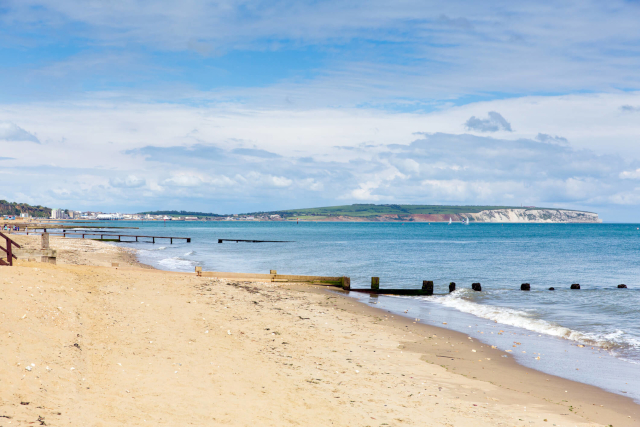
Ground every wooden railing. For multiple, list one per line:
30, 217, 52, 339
0, 232, 21, 266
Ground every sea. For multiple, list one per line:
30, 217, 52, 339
71, 220, 640, 401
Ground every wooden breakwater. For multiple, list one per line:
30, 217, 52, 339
348, 278, 631, 295
23, 230, 190, 244
195, 267, 347, 287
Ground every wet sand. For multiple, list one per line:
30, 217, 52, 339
0, 235, 638, 426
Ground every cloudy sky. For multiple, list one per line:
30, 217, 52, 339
2, 1, 640, 220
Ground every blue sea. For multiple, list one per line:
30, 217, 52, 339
72, 221, 640, 401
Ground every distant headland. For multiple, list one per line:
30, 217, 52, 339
142, 204, 602, 223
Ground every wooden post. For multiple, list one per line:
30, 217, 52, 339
7, 237, 12, 266
521, 283, 530, 291
570, 284, 580, 289
136, 236, 138, 242
472, 282, 482, 291
152, 237, 155, 244
449, 282, 456, 293
170, 238, 173, 244
342, 276, 350, 290
371, 277, 380, 290
195, 266, 202, 277
422, 280, 433, 296
187, 238, 191, 243
41, 232, 49, 249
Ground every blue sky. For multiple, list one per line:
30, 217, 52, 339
2, 1, 640, 220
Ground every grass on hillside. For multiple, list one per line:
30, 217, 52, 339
266, 204, 547, 218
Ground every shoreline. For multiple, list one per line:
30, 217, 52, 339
2, 234, 638, 425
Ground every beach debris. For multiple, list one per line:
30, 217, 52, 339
227, 330, 231, 335
472, 349, 477, 352
25, 366, 32, 371
70, 367, 75, 370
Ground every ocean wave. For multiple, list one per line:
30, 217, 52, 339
184, 251, 195, 256
427, 290, 640, 351
158, 257, 195, 270
147, 246, 167, 251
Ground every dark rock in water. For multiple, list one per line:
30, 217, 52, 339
521, 283, 531, 291
570, 283, 580, 289
618, 284, 628, 288
472, 282, 482, 291
449, 282, 456, 293
422, 280, 434, 295
548, 287, 555, 290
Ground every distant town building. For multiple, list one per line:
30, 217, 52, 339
50, 208, 63, 219
20, 212, 30, 218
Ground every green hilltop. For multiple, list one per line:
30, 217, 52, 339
0, 200, 51, 218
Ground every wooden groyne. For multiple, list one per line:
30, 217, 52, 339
348, 278, 631, 295
195, 268, 346, 287
23, 231, 190, 244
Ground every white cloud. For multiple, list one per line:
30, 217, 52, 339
110, 175, 146, 188
464, 112, 513, 133
0, 121, 39, 143
619, 169, 640, 180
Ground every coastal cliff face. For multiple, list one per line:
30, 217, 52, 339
465, 209, 601, 223
312, 208, 601, 223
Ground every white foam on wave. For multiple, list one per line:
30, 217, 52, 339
184, 251, 195, 256
428, 290, 639, 350
158, 257, 195, 270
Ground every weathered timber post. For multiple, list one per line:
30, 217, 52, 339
41, 232, 49, 250
422, 280, 434, 296
195, 266, 202, 277
342, 276, 351, 290
570, 284, 580, 290
472, 282, 482, 291
371, 277, 380, 290
521, 283, 530, 291
449, 282, 456, 293
618, 284, 627, 288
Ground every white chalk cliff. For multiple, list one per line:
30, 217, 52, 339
465, 209, 601, 223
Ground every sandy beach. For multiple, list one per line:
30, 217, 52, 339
1, 235, 639, 426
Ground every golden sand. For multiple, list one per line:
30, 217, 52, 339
1, 235, 638, 426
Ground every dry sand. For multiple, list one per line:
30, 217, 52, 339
1, 235, 639, 426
